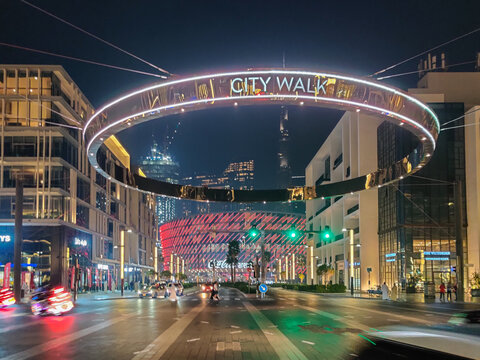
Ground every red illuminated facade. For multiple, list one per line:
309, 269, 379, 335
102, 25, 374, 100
159, 211, 306, 281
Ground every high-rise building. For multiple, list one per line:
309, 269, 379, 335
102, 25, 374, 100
180, 160, 255, 216
277, 106, 292, 188
138, 141, 180, 225
0, 65, 158, 290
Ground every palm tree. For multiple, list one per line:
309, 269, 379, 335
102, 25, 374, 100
160, 270, 172, 279
226, 239, 240, 282
177, 273, 188, 282
316, 264, 334, 285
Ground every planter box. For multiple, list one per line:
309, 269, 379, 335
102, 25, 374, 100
406, 286, 417, 293
471, 289, 480, 297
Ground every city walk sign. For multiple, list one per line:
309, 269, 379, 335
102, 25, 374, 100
84, 69, 439, 203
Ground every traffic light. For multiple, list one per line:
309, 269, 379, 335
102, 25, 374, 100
287, 226, 300, 239
321, 225, 333, 241
248, 225, 259, 238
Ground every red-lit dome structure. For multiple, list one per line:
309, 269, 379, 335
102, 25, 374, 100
159, 211, 306, 282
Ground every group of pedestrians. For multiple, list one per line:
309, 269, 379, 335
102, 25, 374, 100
439, 282, 457, 302
380, 281, 458, 302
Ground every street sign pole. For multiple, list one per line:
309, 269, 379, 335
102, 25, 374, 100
14, 177, 23, 304
454, 180, 465, 302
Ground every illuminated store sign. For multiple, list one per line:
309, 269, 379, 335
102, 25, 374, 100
385, 253, 396, 262
230, 76, 328, 95
208, 260, 249, 269
424, 251, 450, 256
97, 264, 109, 270
424, 251, 451, 261
74, 238, 87, 247
0, 235, 11, 242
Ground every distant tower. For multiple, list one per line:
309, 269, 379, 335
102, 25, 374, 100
277, 106, 292, 188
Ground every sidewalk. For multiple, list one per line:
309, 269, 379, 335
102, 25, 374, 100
273, 288, 480, 306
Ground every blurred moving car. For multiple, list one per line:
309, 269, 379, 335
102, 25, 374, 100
31, 286, 74, 316
0, 288, 15, 307
353, 326, 480, 359
138, 285, 160, 298
201, 283, 213, 293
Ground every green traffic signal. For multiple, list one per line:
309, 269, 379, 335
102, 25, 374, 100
287, 226, 299, 239
248, 226, 259, 237
322, 225, 333, 241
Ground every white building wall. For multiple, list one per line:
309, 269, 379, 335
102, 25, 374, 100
465, 106, 480, 280
306, 111, 382, 291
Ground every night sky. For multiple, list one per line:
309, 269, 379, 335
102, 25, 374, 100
2, 0, 480, 188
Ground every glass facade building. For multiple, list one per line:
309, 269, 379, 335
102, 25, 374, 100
377, 103, 466, 291
0, 65, 158, 291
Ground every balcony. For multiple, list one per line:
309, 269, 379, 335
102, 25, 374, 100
315, 173, 330, 187
333, 153, 343, 170
346, 204, 359, 215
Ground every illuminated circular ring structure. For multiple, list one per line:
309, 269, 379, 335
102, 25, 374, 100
84, 69, 439, 202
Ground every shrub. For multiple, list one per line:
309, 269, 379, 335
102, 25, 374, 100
277, 283, 346, 293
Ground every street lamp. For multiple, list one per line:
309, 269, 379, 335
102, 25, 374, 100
120, 229, 125, 296
343, 228, 355, 296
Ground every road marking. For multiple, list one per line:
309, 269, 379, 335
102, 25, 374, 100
265, 331, 274, 335
0, 318, 42, 334
200, 321, 209, 324
387, 319, 400, 322
235, 298, 240, 300
297, 305, 371, 332
131, 302, 206, 360
216, 342, 225, 351
232, 342, 241, 351
302, 340, 315, 345
187, 338, 200, 342
231, 325, 240, 328
230, 330, 242, 334
216, 342, 242, 351
0, 313, 135, 360
243, 301, 308, 360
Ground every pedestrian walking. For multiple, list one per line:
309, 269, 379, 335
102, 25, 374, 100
447, 282, 452, 301
391, 283, 398, 301
381, 282, 390, 300
213, 282, 220, 301
168, 283, 178, 301
439, 282, 446, 302
453, 282, 458, 301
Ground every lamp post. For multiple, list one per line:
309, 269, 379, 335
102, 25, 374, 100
120, 230, 125, 296
343, 228, 355, 296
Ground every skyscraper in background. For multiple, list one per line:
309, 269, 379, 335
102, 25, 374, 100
277, 106, 292, 188
139, 141, 180, 225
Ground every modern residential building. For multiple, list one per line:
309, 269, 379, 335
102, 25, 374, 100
305, 62, 480, 295
138, 141, 180, 225
305, 111, 382, 290
0, 65, 158, 291
377, 69, 480, 292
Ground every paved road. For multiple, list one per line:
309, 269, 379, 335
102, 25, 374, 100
0, 287, 479, 360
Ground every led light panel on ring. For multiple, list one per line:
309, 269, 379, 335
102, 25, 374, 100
84, 69, 439, 203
